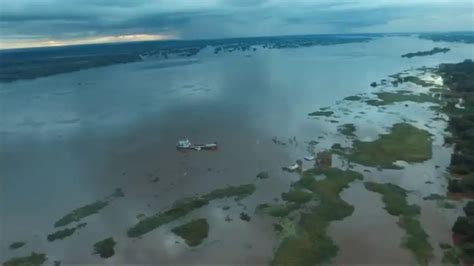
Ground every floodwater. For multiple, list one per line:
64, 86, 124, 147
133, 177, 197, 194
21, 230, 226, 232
1, 36, 473, 264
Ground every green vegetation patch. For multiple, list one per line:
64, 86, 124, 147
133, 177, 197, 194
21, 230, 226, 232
256, 203, 301, 218
271, 168, 363, 265
110, 188, 125, 198
334, 123, 432, 169
54, 188, 124, 228
127, 184, 255, 237
93, 237, 116, 258
3, 252, 47, 266
281, 189, 313, 204
256, 171, 270, 179
338, 123, 356, 137
365, 92, 438, 106
344, 95, 363, 101
172, 219, 209, 247
54, 200, 108, 228
8, 242, 26, 250
448, 176, 474, 195
441, 244, 462, 266
464, 201, 474, 216
403, 76, 433, 87
423, 193, 445, 201
450, 201, 474, 262
364, 182, 433, 265
47, 223, 87, 242
308, 111, 334, 117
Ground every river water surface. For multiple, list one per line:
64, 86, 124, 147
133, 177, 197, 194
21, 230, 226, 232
1, 36, 473, 264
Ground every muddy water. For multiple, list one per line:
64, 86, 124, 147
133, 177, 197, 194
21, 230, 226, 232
1, 36, 473, 264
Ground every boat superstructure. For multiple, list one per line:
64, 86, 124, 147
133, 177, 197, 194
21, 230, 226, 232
176, 138, 217, 151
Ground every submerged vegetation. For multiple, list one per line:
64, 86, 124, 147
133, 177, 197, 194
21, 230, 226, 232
343, 95, 363, 101
333, 123, 432, 169
47, 223, 87, 242
172, 219, 209, 247
338, 123, 356, 137
308, 110, 334, 117
3, 253, 47, 266
256, 171, 270, 179
401, 47, 450, 58
365, 92, 438, 106
364, 182, 433, 265
127, 184, 255, 237
8, 241, 26, 250
440, 243, 462, 266
262, 168, 363, 265
93, 237, 116, 258
54, 200, 108, 228
54, 188, 124, 228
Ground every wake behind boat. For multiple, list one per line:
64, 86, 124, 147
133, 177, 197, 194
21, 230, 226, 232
176, 139, 218, 151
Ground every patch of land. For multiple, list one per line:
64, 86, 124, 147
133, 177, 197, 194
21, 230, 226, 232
256, 171, 270, 179
8, 241, 26, 250
3, 252, 47, 266
172, 219, 209, 247
365, 92, 438, 106
364, 182, 433, 265
54, 201, 108, 228
93, 237, 116, 258
0, 34, 371, 83
333, 123, 432, 169
401, 47, 450, 58
54, 188, 124, 227
450, 201, 474, 263
47, 223, 87, 242
127, 184, 255, 238
308, 110, 334, 117
256, 168, 363, 265
419, 32, 474, 44
338, 123, 356, 137
437, 60, 474, 196
344, 95, 363, 101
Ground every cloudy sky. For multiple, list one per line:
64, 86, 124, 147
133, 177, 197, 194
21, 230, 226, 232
0, 0, 472, 49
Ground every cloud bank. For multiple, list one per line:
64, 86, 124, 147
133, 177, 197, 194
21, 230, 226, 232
0, 0, 472, 48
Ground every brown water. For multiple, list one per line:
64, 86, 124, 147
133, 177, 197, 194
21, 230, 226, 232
1, 36, 473, 264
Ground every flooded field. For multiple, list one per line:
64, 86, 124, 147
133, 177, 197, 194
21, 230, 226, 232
1, 35, 473, 265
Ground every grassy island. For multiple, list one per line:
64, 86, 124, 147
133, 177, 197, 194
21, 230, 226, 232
127, 184, 255, 238
255, 168, 363, 265
333, 123, 432, 169
3, 253, 47, 266
364, 182, 433, 265
93, 237, 116, 258
8, 241, 26, 250
172, 219, 209, 247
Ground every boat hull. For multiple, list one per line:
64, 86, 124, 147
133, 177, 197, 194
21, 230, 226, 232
176, 143, 218, 151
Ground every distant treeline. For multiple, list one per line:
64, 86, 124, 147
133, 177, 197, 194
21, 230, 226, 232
0, 34, 372, 83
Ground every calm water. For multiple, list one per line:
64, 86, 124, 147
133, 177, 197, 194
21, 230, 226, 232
1, 36, 473, 264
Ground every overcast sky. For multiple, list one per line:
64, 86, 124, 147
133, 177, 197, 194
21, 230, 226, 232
0, 0, 473, 48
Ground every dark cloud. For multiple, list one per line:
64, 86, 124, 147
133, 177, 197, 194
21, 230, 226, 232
0, 0, 472, 43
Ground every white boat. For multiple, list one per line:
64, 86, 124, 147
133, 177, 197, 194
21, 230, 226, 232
283, 163, 300, 172
176, 139, 218, 151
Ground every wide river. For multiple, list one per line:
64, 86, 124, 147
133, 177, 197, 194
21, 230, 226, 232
1, 36, 473, 264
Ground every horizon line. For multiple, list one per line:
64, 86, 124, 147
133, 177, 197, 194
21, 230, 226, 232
1, 30, 472, 52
